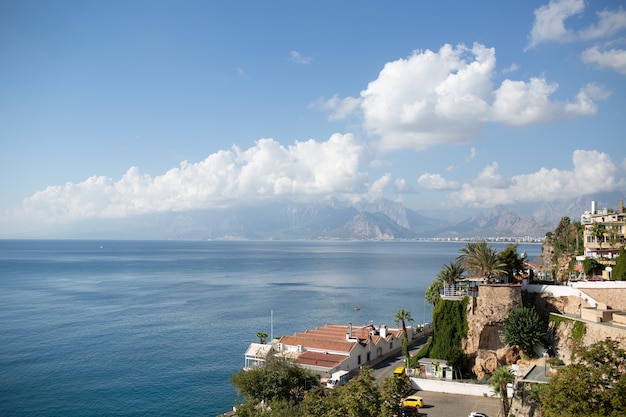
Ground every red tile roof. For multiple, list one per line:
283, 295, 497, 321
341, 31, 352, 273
278, 323, 403, 353
295, 350, 348, 368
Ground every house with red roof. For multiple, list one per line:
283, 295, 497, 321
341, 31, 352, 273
244, 322, 415, 379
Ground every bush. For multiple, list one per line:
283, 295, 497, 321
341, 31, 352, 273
503, 306, 546, 355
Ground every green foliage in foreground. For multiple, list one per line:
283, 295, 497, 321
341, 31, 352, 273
503, 306, 546, 355
230, 365, 410, 417
540, 339, 626, 417
231, 355, 315, 404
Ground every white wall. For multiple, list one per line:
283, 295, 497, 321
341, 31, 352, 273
522, 284, 598, 307
410, 378, 513, 398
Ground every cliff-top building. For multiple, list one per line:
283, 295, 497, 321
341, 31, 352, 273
581, 200, 626, 263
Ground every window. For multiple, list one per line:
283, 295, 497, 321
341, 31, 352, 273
357, 355, 361, 365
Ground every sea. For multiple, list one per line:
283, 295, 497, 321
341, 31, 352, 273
0, 239, 541, 417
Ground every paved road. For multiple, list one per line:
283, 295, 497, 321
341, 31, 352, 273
413, 391, 500, 417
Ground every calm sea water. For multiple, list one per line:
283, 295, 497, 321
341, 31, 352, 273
0, 240, 541, 416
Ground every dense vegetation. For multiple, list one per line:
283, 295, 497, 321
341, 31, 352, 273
230, 362, 411, 417
612, 247, 626, 280
419, 298, 469, 374
540, 339, 626, 417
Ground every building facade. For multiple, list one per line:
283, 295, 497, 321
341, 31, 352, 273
243, 322, 414, 379
581, 200, 626, 261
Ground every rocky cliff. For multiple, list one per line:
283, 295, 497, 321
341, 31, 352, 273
541, 237, 576, 281
462, 285, 523, 379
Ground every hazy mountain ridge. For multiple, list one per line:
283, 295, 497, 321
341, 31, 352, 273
28, 192, 624, 241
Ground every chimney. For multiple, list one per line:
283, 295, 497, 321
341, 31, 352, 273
619, 200, 624, 214
346, 323, 353, 341
591, 200, 597, 214
380, 325, 388, 338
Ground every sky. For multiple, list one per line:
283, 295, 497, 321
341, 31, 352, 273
1, 0, 625, 237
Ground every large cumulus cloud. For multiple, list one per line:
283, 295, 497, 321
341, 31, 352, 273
322, 43, 606, 152
446, 150, 626, 208
17, 134, 374, 222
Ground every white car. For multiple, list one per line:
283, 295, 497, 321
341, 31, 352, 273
468, 413, 489, 417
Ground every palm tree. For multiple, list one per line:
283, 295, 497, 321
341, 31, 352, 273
589, 222, 606, 257
489, 366, 515, 416
256, 331, 268, 344
498, 244, 525, 283
457, 241, 506, 282
394, 309, 413, 363
436, 260, 465, 297
425, 279, 443, 306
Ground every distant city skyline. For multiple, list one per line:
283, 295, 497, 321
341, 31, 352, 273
1, 0, 625, 237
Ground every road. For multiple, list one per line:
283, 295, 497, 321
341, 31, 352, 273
372, 331, 501, 417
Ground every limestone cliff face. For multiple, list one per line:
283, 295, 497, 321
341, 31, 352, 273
541, 236, 575, 281
552, 318, 626, 364
462, 285, 523, 379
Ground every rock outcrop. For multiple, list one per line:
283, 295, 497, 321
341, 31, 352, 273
462, 285, 523, 378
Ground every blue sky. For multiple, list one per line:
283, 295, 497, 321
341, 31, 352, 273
1, 0, 625, 236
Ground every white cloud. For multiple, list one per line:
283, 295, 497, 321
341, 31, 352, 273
582, 45, 626, 75
502, 63, 520, 74
491, 79, 605, 125
322, 43, 605, 150
579, 9, 626, 40
527, 0, 584, 49
289, 50, 313, 64
359, 43, 494, 151
394, 177, 415, 193
450, 150, 626, 208
527, 0, 626, 49
417, 173, 460, 190
314, 94, 361, 121
466, 147, 477, 162
15, 134, 374, 223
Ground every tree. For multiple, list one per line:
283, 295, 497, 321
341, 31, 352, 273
394, 309, 413, 364
503, 306, 546, 355
498, 244, 525, 283
230, 355, 314, 404
436, 261, 465, 296
489, 366, 514, 417
540, 339, 626, 417
590, 222, 606, 256
256, 331, 268, 344
425, 278, 443, 306
379, 374, 411, 417
335, 367, 381, 417
457, 241, 506, 281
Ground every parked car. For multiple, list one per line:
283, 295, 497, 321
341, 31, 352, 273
393, 366, 406, 377
402, 395, 424, 410
468, 413, 489, 417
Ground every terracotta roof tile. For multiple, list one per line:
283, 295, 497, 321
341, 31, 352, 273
295, 351, 348, 368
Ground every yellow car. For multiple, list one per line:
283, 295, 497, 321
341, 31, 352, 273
393, 366, 406, 377
402, 395, 424, 410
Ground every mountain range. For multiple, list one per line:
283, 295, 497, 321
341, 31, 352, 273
54, 192, 623, 241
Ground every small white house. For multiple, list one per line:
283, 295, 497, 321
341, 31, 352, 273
244, 343, 274, 370
418, 357, 454, 380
